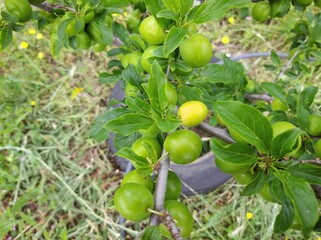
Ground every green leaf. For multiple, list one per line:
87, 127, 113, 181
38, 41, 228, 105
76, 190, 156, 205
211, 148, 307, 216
270, 128, 301, 159
90, 108, 130, 142
112, 21, 129, 45
299, 85, 318, 109
288, 163, 321, 185
173, 60, 193, 74
177, 85, 203, 104
193, 64, 229, 83
1, 11, 18, 22
192, 0, 249, 24
223, 56, 245, 86
163, 26, 188, 57
122, 65, 145, 92
193, 56, 244, 86
136, 167, 154, 177
211, 139, 258, 165
156, 9, 179, 21
155, 114, 181, 133
243, 171, 274, 196
105, 113, 154, 136
97, 21, 113, 45
179, 0, 194, 16
296, 103, 310, 131
57, 19, 71, 47
162, 0, 181, 14
146, 61, 168, 113
99, 72, 121, 84
0, 25, 13, 51
214, 101, 273, 153
270, 50, 281, 66
270, 178, 295, 233
141, 226, 162, 240
144, 0, 163, 16
276, 171, 319, 238
261, 82, 287, 103
126, 97, 151, 117
115, 147, 149, 167
142, 141, 158, 163
114, 132, 140, 150
129, 34, 147, 50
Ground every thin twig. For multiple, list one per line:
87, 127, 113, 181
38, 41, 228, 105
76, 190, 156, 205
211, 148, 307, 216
244, 93, 273, 103
300, 159, 321, 166
198, 122, 235, 144
31, 2, 76, 13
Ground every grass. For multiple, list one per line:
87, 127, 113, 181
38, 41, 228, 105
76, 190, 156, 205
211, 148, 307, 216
0, 5, 321, 240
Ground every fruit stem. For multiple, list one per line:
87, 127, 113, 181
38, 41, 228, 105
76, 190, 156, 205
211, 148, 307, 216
147, 208, 165, 216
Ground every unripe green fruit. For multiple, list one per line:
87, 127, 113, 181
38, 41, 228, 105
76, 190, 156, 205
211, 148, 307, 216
65, 18, 85, 37
141, 46, 158, 73
164, 129, 202, 164
307, 114, 321, 136
295, 0, 313, 5
76, 31, 91, 50
271, 98, 288, 112
132, 137, 162, 162
121, 170, 153, 192
165, 170, 182, 200
5, 0, 32, 22
139, 15, 167, 45
179, 33, 212, 68
251, 2, 271, 22
114, 183, 154, 221
315, 0, 321, 7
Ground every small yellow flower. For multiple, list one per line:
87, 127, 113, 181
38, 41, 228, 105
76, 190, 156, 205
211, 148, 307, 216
317, 237, 321, 240
246, 212, 253, 220
228, 17, 235, 24
71, 87, 84, 100
30, 100, 36, 106
20, 41, 29, 49
36, 33, 43, 40
112, 13, 120, 17
124, 11, 128, 17
221, 36, 230, 44
38, 52, 44, 59
28, 29, 36, 35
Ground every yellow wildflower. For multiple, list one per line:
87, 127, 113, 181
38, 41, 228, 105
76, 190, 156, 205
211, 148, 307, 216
38, 52, 44, 59
29, 29, 36, 35
228, 17, 235, 24
30, 101, 36, 106
36, 33, 43, 40
71, 87, 84, 100
124, 11, 128, 17
20, 41, 29, 49
221, 36, 230, 44
246, 212, 253, 220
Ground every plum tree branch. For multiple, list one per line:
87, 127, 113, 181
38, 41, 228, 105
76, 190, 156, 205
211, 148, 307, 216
162, 211, 183, 240
198, 122, 235, 144
31, 2, 76, 13
149, 154, 170, 226
244, 93, 273, 103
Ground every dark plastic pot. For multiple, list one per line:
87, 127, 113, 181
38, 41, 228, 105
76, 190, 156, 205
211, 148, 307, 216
108, 52, 289, 196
